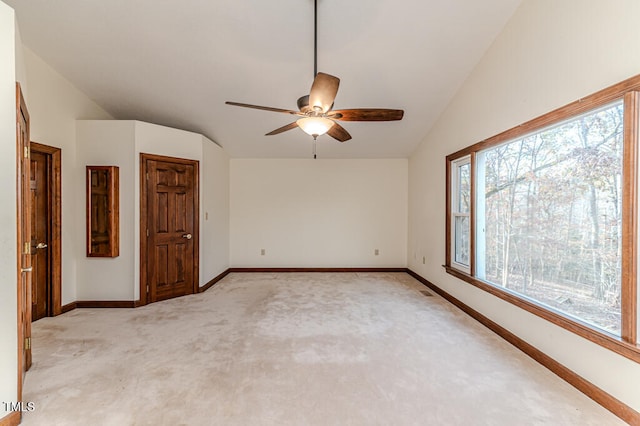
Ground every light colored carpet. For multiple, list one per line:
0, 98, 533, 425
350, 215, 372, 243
21, 272, 623, 425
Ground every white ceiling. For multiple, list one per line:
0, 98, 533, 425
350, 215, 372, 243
6, 0, 522, 158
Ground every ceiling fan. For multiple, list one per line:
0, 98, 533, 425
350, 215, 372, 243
225, 0, 404, 155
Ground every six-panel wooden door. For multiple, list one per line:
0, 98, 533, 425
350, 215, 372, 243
142, 154, 199, 303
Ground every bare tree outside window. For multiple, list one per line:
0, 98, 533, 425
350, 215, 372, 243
476, 101, 624, 335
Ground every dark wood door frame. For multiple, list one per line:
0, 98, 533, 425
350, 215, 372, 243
30, 141, 62, 317
139, 153, 199, 305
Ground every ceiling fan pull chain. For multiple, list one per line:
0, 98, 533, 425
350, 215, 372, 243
313, 135, 317, 159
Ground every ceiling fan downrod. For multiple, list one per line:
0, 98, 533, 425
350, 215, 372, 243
312, 0, 319, 159
314, 0, 318, 78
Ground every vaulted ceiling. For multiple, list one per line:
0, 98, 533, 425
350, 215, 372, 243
6, 0, 522, 158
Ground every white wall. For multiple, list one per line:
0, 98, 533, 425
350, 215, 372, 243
14, 19, 26, 95
202, 138, 230, 281
408, 0, 640, 412
20, 47, 113, 305
76, 120, 230, 301
230, 159, 407, 268
76, 121, 135, 300
0, 2, 17, 418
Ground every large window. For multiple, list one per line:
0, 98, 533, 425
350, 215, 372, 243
446, 77, 640, 361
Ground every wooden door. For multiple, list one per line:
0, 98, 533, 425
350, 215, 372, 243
142, 154, 199, 303
16, 83, 32, 388
31, 142, 62, 317
30, 150, 50, 321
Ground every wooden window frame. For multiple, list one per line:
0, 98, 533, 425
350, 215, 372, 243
445, 75, 640, 362
450, 156, 471, 273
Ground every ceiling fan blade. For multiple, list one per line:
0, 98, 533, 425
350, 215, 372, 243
327, 122, 352, 142
226, 101, 299, 115
329, 108, 404, 121
309, 72, 340, 113
265, 122, 299, 136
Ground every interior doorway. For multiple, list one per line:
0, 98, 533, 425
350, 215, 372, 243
140, 153, 199, 305
30, 142, 62, 320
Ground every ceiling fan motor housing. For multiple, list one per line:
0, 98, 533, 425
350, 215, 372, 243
297, 95, 333, 115
297, 95, 310, 112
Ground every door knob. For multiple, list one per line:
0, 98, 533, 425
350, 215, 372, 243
21, 267, 33, 273
36, 242, 48, 249
182, 234, 192, 240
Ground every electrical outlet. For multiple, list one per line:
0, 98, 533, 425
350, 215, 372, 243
422, 256, 426, 264
374, 249, 379, 256
261, 249, 266, 256
205, 212, 209, 220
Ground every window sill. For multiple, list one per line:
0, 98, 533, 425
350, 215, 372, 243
444, 265, 640, 363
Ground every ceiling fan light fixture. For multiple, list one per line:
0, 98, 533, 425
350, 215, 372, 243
224, 0, 403, 148
296, 116, 334, 137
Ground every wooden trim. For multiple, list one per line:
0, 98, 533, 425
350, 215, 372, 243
30, 142, 62, 316
0, 411, 20, 426
61, 302, 76, 314
443, 265, 640, 363
139, 155, 148, 305
193, 161, 200, 297
140, 153, 200, 305
228, 267, 408, 273
63, 300, 148, 311
406, 269, 640, 425
56, 268, 400, 311
59, 269, 230, 310
75, 301, 136, 309
61, 301, 139, 310
469, 152, 476, 276
199, 268, 231, 293
445, 158, 452, 267
622, 91, 639, 344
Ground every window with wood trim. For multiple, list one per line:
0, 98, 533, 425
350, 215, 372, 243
446, 75, 640, 361
450, 156, 471, 273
